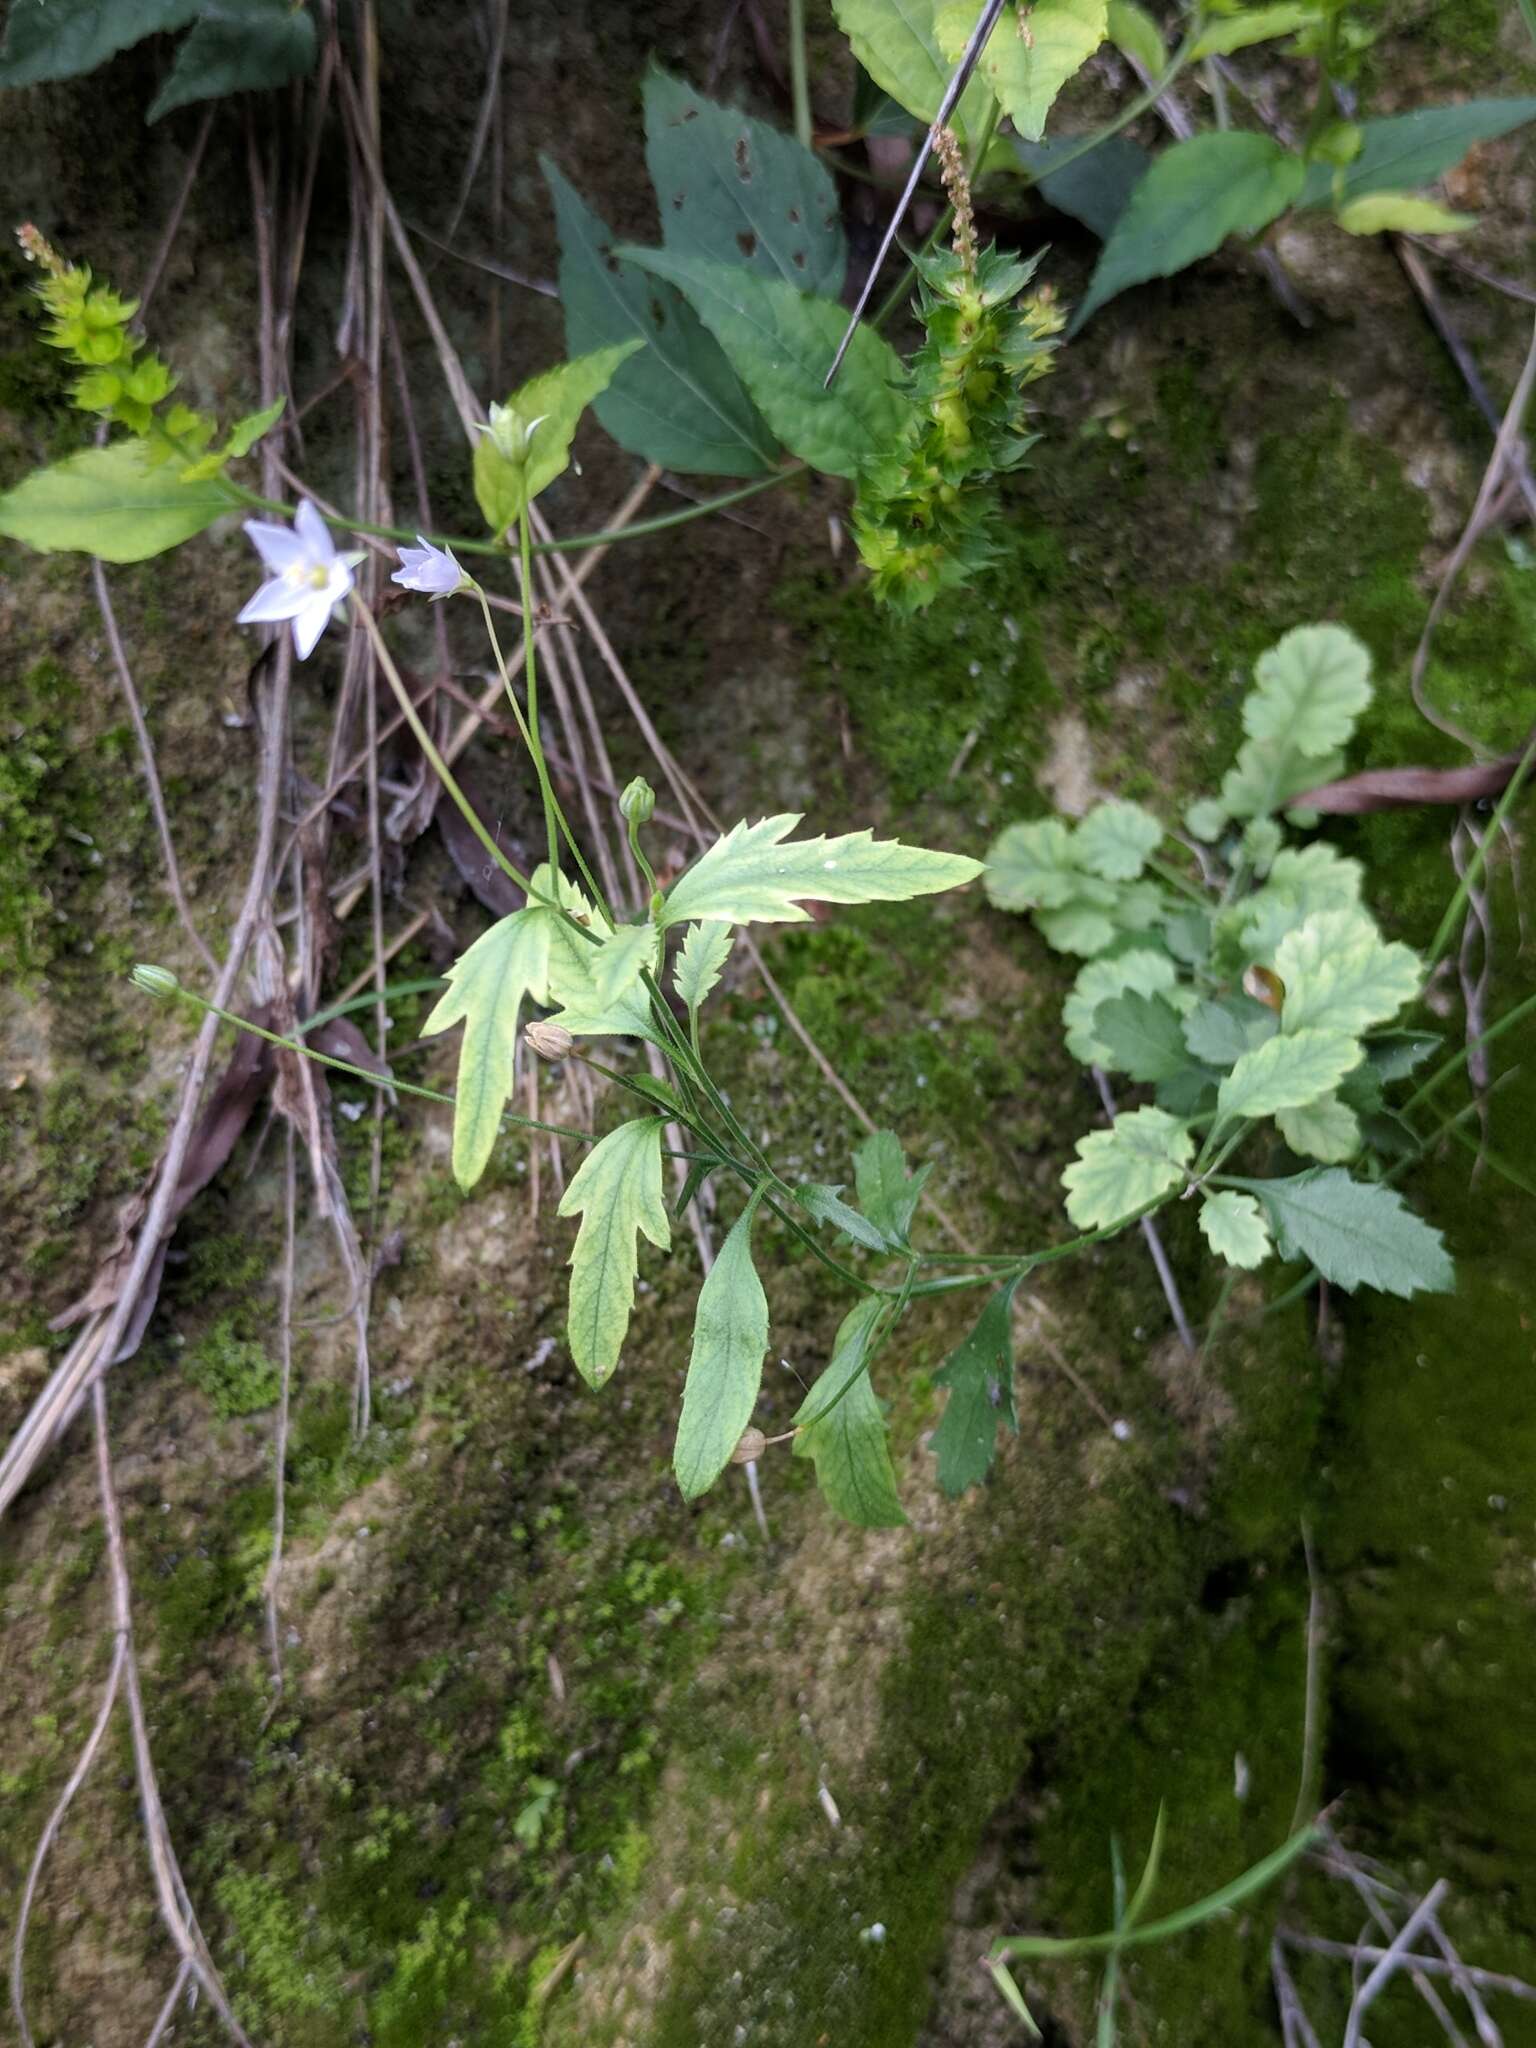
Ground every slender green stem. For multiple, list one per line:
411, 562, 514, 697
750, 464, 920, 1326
1423, 726, 1536, 976
765, 1195, 881, 1295
352, 593, 534, 897
1402, 987, 1536, 1117
788, 0, 812, 151
1146, 854, 1210, 907
518, 505, 561, 883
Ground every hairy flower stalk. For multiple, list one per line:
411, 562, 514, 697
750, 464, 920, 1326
932, 127, 977, 281
852, 240, 1065, 611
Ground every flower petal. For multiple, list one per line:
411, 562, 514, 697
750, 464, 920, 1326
293, 499, 335, 565
237, 575, 305, 625
242, 519, 305, 573
290, 594, 334, 660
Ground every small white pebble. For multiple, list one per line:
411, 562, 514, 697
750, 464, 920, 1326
860, 1922, 887, 1945
1111, 1418, 1133, 1442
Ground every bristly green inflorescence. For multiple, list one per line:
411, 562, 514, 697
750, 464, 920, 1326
853, 242, 1064, 612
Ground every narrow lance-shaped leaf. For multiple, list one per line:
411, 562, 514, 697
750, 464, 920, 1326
420, 907, 552, 1190
473, 339, 644, 534
556, 1118, 671, 1387
660, 812, 983, 928
674, 1196, 771, 1499
793, 1297, 906, 1528
1229, 1169, 1453, 1298
542, 157, 779, 476
794, 1181, 893, 1255
931, 1277, 1022, 1497
618, 248, 906, 480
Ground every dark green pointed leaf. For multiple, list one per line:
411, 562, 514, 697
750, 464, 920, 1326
0, 0, 199, 87
1092, 991, 1190, 1083
793, 1297, 906, 1527
643, 65, 847, 297
543, 158, 779, 476
147, 0, 317, 121
1297, 99, 1536, 210
853, 1130, 931, 1247
1014, 134, 1152, 238
931, 1278, 1021, 1497
1182, 995, 1277, 1069
794, 1181, 892, 1254
1367, 1031, 1440, 1082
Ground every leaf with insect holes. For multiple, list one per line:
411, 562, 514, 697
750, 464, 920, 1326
931, 1278, 1022, 1497
673, 921, 734, 1015
1276, 1093, 1360, 1162
793, 1297, 905, 1527
660, 813, 982, 928
1275, 908, 1420, 1036
1216, 1028, 1360, 1125
674, 1199, 771, 1498
1231, 1170, 1453, 1297
1064, 949, 1179, 1066
619, 248, 906, 479
543, 159, 779, 475
1072, 132, 1305, 331
937, 0, 1107, 144
1092, 991, 1190, 1083
1073, 799, 1164, 881
830, 0, 997, 144
421, 907, 552, 1191
0, 440, 236, 561
473, 340, 644, 533
556, 1118, 670, 1387
591, 922, 659, 1006
644, 66, 847, 297
854, 1129, 931, 1245
1245, 624, 1373, 757
1190, 3, 1323, 58
1062, 1106, 1192, 1229
1198, 1191, 1271, 1269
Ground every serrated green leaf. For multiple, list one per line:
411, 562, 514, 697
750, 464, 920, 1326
556, 1118, 670, 1387
1106, 0, 1163, 75
223, 395, 286, 460
931, 1277, 1021, 1497
1064, 948, 1177, 1065
0, 0, 199, 86
1232, 843, 1365, 964
673, 921, 734, 1014
1337, 191, 1477, 236
938, 0, 1106, 144
1155, 1062, 1220, 1116
147, 0, 317, 122
591, 921, 658, 1005
794, 1182, 892, 1254
1276, 1093, 1360, 1162
1198, 1190, 1271, 1269
674, 1198, 770, 1498
0, 440, 235, 561
1035, 896, 1120, 955
854, 1129, 931, 1245
794, 1298, 906, 1527
830, 0, 996, 143
1246, 624, 1373, 757
1190, 3, 1323, 58
421, 907, 552, 1191
643, 66, 846, 297
1062, 1106, 1192, 1229
1012, 132, 1152, 239
1216, 1027, 1360, 1124
619, 248, 905, 479
660, 812, 982, 928
1232, 1169, 1453, 1297
543, 159, 778, 475
1073, 799, 1163, 881
1297, 99, 1536, 211
1276, 908, 1420, 1036
1183, 995, 1277, 1068
1092, 991, 1190, 1083
1241, 817, 1283, 876
985, 818, 1080, 911
1072, 133, 1305, 330
473, 340, 644, 533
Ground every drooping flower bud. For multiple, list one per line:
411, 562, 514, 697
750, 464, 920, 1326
525, 1020, 574, 1062
619, 776, 656, 827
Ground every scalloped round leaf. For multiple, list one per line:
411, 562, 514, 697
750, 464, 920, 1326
1198, 1190, 1271, 1269
1072, 799, 1164, 881
1063, 947, 1178, 1065
1276, 907, 1420, 1036
1216, 1027, 1361, 1124
1246, 623, 1373, 757
1062, 1106, 1193, 1229
984, 818, 1080, 911
1276, 1093, 1361, 1163
1184, 797, 1228, 843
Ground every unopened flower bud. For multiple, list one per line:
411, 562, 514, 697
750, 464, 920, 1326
132, 963, 182, 1000
619, 776, 655, 827
525, 1020, 574, 1062
730, 1426, 768, 1465
483, 401, 548, 467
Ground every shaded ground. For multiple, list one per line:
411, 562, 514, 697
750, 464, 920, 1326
2, 5, 1535, 2045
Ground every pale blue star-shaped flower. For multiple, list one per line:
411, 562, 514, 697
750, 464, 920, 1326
237, 500, 365, 660
391, 535, 466, 598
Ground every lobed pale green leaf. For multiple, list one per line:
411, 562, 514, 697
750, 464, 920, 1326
1246, 624, 1372, 756
1073, 798, 1163, 881
985, 818, 1080, 910
591, 922, 659, 1005
660, 812, 982, 928
1216, 1027, 1360, 1124
1062, 1106, 1192, 1229
1198, 1190, 1271, 1269
938, 0, 1107, 144
1092, 991, 1189, 1083
673, 921, 734, 1014
421, 907, 553, 1190
1276, 1093, 1360, 1162
1276, 907, 1420, 1036
557, 1118, 671, 1386
1064, 948, 1178, 1065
